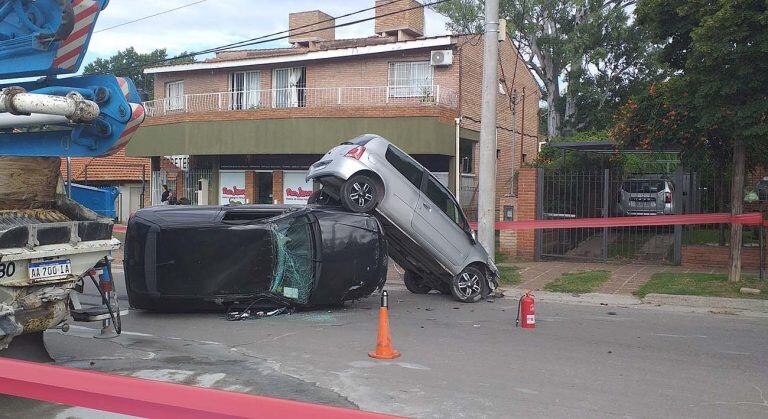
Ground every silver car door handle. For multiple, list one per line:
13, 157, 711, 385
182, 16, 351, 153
422, 202, 431, 211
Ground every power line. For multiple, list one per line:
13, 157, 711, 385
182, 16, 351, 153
135, 0, 449, 72
94, 0, 210, 33
187, 0, 412, 56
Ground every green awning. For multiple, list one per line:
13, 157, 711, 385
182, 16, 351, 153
126, 117, 475, 157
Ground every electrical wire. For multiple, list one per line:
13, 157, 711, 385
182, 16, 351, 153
113, 0, 450, 74
94, 0, 210, 33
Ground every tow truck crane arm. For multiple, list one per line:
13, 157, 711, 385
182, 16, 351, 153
0, 0, 145, 157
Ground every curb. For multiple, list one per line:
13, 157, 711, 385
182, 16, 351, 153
500, 288, 642, 307
385, 282, 768, 317
641, 293, 768, 313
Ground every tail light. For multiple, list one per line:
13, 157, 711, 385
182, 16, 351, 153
664, 192, 672, 204
344, 145, 366, 160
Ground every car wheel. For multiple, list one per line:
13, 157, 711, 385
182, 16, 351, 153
403, 270, 431, 294
308, 189, 337, 205
450, 266, 487, 303
341, 174, 379, 213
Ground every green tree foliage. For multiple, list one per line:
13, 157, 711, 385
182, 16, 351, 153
614, 0, 768, 170
434, 0, 660, 139
613, 0, 768, 281
83, 48, 195, 99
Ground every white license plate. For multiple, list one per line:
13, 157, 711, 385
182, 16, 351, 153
28, 259, 72, 281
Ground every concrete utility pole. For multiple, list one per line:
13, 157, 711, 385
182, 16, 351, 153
477, 0, 500, 260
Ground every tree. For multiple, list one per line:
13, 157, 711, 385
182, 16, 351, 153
83, 47, 194, 99
613, 0, 768, 281
434, 0, 659, 139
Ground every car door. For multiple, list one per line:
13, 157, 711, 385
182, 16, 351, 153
412, 173, 472, 269
379, 145, 423, 228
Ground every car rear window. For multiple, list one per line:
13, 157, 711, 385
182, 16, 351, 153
385, 145, 423, 188
622, 180, 665, 193
341, 135, 376, 146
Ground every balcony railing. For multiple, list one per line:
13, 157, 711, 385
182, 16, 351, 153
143, 85, 458, 117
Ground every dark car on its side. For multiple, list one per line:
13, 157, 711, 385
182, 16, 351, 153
124, 205, 388, 311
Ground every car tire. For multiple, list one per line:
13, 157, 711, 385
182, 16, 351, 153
308, 189, 337, 205
341, 174, 379, 213
403, 270, 431, 294
450, 266, 487, 303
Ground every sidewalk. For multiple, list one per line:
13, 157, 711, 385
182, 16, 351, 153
506, 261, 735, 294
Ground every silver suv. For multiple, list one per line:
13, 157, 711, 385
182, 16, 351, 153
617, 178, 675, 216
306, 134, 498, 303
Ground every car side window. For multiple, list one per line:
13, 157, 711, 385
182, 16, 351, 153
385, 146, 423, 188
423, 175, 467, 229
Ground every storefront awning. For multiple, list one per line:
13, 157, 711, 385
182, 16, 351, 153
126, 117, 475, 157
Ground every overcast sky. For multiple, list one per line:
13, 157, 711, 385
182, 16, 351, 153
85, 1, 452, 64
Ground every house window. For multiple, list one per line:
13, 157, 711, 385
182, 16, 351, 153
229, 71, 261, 109
165, 81, 184, 111
460, 139, 474, 174
388, 61, 433, 98
272, 67, 306, 108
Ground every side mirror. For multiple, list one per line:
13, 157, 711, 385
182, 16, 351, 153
468, 229, 477, 243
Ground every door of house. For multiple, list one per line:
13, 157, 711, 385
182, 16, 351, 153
230, 71, 261, 109
272, 67, 306, 108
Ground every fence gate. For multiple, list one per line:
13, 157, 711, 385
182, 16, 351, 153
534, 168, 732, 264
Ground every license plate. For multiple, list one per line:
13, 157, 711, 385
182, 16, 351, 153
28, 259, 72, 281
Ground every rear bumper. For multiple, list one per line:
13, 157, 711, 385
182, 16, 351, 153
306, 157, 368, 184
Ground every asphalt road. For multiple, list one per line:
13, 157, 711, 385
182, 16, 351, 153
3, 269, 768, 418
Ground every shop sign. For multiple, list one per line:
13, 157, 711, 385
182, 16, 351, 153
220, 171, 246, 205
283, 171, 313, 204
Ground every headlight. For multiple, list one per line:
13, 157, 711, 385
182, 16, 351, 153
487, 258, 498, 274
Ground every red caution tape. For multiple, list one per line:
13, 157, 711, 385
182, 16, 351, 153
470, 212, 764, 231
0, 358, 396, 419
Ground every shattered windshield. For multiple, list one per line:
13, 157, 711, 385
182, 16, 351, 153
270, 215, 315, 304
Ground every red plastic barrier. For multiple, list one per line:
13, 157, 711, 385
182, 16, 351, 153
113, 225, 127, 233
470, 212, 764, 231
0, 358, 396, 419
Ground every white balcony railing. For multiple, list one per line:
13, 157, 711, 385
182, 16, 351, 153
143, 85, 458, 117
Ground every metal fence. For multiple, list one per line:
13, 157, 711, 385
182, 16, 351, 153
143, 85, 459, 117
151, 169, 213, 206
534, 168, 757, 264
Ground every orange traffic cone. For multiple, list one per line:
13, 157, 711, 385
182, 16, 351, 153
368, 290, 401, 359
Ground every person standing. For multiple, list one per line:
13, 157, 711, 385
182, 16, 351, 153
161, 184, 170, 205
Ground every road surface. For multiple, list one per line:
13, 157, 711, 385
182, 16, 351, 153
2, 269, 767, 418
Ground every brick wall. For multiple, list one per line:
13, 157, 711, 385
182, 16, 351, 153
456, 35, 541, 258
244, 170, 255, 204
374, 0, 424, 37
272, 170, 284, 204
154, 70, 228, 101
682, 245, 767, 269
502, 167, 537, 259
289, 10, 335, 44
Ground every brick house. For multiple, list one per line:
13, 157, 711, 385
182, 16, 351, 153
60, 147, 150, 223
126, 0, 541, 255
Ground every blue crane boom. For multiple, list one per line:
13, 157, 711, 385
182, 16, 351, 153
0, 0, 145, 157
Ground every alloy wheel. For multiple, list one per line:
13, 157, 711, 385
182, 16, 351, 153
349, 182, 373, 208
456, 271, 481, 299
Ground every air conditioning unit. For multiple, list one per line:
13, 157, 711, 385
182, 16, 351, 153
430, 50, 453, 66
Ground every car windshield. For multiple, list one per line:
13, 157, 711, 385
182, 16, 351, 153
270, 215, 314, 303
622, 180, 665, 194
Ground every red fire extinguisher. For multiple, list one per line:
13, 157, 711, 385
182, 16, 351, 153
516, 290, 535, 329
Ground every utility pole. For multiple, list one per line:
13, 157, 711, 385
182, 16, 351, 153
477, 0, 499, 260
